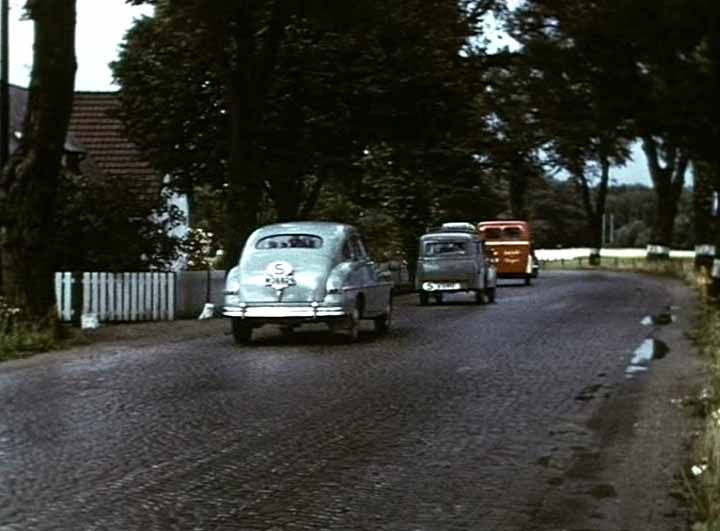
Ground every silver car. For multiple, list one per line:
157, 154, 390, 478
415, 225, 497, 305
223, 222, 393, 343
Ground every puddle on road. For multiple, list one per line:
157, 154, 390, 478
641, 313, 677, 326
625, 338, 670, 377
642, 305, 679, 326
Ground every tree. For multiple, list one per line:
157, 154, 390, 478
0, 0, 76, 321
51, 171, 184, 271
476, 53, 547, 220
505, 0, 720, 259
505, 1, 634, 263
116, 0, 502, 268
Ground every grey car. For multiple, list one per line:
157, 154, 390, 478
223, 221, 393, 343
415, 225, 497, 305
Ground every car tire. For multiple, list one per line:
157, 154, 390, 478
345, 304, 362, 342
373, 299, 392, 335
419, 291, 429, 306
485, 286, 496, 303
231, 318, 252, 344
524, 275, 532, 286
434, 293, 444, 304
475, 290, 485, 304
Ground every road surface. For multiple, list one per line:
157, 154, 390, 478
0, 271, 703, 530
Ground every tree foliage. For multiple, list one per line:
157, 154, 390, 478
114, 0, 503, 265
51, 172, 184, 271
502, 0, 718, 252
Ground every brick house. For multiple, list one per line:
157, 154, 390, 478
9, 84, 164, 206
8, 84, 190, 266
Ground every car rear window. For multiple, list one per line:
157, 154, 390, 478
256, 234, 323, 249
424, 241, 468, 256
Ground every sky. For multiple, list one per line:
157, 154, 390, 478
6, 0, 653, 187
8, 0, 152, 91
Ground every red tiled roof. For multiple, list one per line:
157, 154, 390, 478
68, 92, 162, 202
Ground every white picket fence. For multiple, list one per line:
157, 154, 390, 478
55, 272, 176, 322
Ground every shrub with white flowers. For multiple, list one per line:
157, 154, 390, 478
0, 296, 23, 334
181, 227, 221, 270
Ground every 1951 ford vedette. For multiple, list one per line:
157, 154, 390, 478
223, 222, 394, 344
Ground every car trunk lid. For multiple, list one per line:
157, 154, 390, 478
240, 252, 330, 303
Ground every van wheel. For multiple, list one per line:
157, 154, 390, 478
231, 319, 252, 344
373, 299, 392, 335
419, 291, 429, 306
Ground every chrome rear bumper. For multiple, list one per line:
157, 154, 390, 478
223, 304, 346, 319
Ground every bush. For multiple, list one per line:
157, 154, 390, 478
0, 298, 56, 361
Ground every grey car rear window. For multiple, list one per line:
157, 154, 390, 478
256, 234, 323, 249
424, 241, 468, 256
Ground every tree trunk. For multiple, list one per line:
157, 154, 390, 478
0, 0, 76, 321
692, 161, 716, 269
642, 136, 689, 260
508, 171, 528, 220
574, 152, 610, 266
218, 1, 293, 269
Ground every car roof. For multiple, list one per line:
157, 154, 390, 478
250, 221, 355, 242
420, 231, 476, 241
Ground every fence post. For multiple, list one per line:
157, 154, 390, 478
71, 272, 83, 327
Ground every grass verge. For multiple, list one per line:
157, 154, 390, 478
541, 256, 695, 276
0, 321, 57, 362
683, 283, 720, 531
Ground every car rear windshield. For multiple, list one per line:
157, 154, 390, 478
424, 241, 468, 256
256, 234, 323, 249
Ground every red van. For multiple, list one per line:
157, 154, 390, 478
477, 220, 534, 285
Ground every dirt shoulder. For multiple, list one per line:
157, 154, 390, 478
74, 315, 228, 347
528, 277, 706, 530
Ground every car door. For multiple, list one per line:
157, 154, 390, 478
340, 236, 365, 307
349, 234, 385, 316
475, 240, 486, 289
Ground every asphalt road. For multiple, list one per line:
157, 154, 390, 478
0, 271, 699, 531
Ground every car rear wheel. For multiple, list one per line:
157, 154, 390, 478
474, 290, 485, 304
345, 305, 362, 342
433, 293, 444, 304
524, 275, 532, 286
419, 291, 429, 306
373, 299, 392, 335
231, 318, 253, 344
485, 286, 496, 303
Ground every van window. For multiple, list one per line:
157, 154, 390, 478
483, 228, 502, 240
502, 227, 525, 240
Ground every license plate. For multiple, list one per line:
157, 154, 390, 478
423, 282, 461, 291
